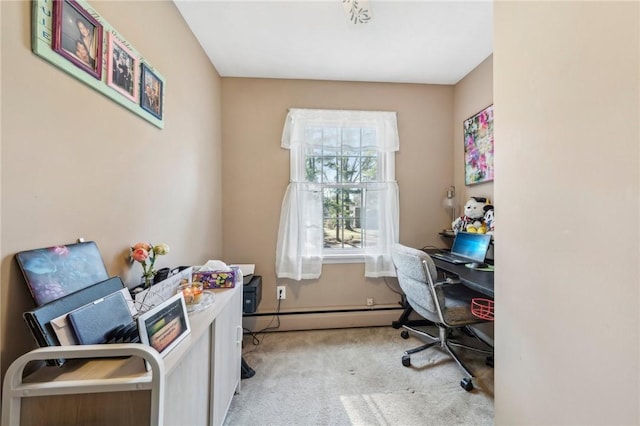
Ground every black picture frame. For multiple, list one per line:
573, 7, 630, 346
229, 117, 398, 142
51, 0, 103, 80
140, 63, 163, 119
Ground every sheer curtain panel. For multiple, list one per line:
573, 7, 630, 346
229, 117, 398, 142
276, 108, 400, 280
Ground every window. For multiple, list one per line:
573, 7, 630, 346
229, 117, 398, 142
306, 126, 387, 254
276, 109, 399, 280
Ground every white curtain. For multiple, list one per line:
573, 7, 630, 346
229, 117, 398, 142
362, 181, 399, 277
275, 182, 324, 280
276, 108, 400, 280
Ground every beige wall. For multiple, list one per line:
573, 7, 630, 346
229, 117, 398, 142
221, 78, 455, 325
453, 55, 495, 337
454, 55, 494, 206
494, 1, 639, 424
1, 1, 222, 379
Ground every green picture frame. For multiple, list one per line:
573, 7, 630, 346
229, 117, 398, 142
32, 0, 165, 129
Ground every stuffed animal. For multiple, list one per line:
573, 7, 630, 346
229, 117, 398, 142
483, 206, 495, 235
452, 197, 491, 234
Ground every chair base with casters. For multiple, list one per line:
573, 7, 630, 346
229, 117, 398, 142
390, 243, 494, 392
391, 298, 435, 329
399, 322, 493, 391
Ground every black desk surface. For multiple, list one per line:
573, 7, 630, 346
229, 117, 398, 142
424, 249, 494, 298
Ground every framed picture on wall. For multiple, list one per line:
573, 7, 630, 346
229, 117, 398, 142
140, 63, 164, 120
464, 104, 494, 185
106, 32, 138, 102
51, 0, 103, 80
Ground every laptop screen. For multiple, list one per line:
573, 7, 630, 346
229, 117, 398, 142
450, 232, 492, 263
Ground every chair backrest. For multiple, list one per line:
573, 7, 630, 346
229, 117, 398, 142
391, 243, 441, 322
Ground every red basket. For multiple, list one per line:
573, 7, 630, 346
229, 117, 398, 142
471, 298, 494, 321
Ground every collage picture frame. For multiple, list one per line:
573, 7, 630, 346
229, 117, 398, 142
141, 63, 163, 120
33, 0, 165, 128
52, 0, 103, 80
106, 31, 139, 103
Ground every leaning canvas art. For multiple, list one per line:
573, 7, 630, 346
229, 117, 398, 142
16, 241, 109, 306
463, 105, 494, 185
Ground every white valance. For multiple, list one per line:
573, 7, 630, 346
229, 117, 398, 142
282, 108, 399, 153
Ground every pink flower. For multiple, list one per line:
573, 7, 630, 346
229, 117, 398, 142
132, 242, 152, 251
129, 241, 170, 289
131, 248, 149, 262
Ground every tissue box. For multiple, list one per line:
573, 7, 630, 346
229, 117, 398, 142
193, 268, 236, 289
231, 264, 255, 284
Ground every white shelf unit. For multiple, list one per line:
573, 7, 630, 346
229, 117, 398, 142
2, 285, 243, 426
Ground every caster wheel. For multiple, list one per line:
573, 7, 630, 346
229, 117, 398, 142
400, 330, 410, 339
460, 377, 473, 392
402, 355, 411, 367
486, 356, 494, 368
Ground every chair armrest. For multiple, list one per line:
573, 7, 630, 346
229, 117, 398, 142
433, 277, 461, 286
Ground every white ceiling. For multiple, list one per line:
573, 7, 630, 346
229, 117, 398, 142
173, 1, 493, 85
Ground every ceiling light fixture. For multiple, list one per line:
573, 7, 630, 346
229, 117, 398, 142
342, 0, 373, 24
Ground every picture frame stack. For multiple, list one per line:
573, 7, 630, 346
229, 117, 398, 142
32, 0, 165, 128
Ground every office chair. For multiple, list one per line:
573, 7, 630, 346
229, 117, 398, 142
391, 293, 435, 330
390, 243, 493, 391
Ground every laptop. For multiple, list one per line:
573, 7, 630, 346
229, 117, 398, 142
432, 232, 492, 265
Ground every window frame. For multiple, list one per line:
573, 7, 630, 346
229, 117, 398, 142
276, 108, 399, 280
300, 127, 395, 261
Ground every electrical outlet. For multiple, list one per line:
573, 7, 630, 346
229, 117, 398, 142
366, 298, 374, 306
277, 285, 286, 300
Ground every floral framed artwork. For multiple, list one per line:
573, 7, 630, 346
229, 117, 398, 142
51, 0, 103, 80
464, 104, 494, 185
106, 32, 138, 102
140, 63, 164, 120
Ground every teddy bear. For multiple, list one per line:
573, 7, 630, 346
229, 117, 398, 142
452, 197, 491, 234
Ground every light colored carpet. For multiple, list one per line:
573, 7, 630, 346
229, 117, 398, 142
224, 326, 494, 426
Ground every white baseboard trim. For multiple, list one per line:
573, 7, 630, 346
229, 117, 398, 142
242, 308, 404, 333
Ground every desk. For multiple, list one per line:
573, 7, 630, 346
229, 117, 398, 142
424, 249, 494, 298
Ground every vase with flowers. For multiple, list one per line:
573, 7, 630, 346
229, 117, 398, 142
130, 242, 170, 289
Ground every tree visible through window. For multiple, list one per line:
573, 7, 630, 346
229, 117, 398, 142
304, 126, 379, 251
276, 108, 399, 280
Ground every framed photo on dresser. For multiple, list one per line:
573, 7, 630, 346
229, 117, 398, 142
137, 292, 190, 358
